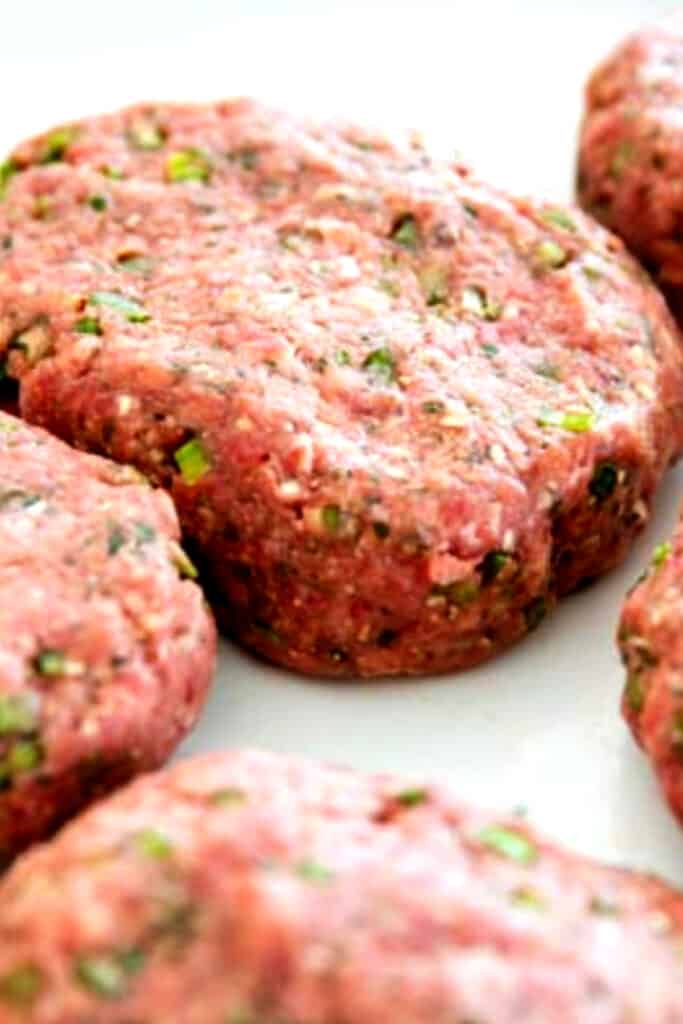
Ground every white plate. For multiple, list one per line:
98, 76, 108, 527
3, 0, 682, 883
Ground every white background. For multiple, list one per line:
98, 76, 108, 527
4, 0, 683, 883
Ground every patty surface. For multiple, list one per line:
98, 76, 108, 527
619, 511, 683, 825
578, 14, 683, 319
1, 749, 683, 1022
0, 412, 215, 862
1, 99, 682, 677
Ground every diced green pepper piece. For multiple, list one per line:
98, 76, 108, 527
462, 285, 503, 321
537, 409, 595, 433
90, 292, 150, 323
174, 438, 212, 485
390, 214, 420, 250
395, 787, 428, 807
166, 149, 212, 184
478, 824, 538, 864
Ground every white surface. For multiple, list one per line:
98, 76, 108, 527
4, 0, 683, 881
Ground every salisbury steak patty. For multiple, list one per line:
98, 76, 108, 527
0, 412, 215, 862
2, 750, 683, 1022
578, 15, 683, 318
619, 513, 683, 825
1, 100, 682, 677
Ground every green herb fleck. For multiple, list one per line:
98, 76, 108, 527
510, 886, 545, 910
362, 347, 396, 385
422, 400, 445, 414
117, 254, 152, 273
432, 579, 479, 607
75, 316, 102, 335
535, 239, 569, 270
134, 828, 173, 860
0, 159, 18, 200
8, 740, 42, 774
40, 126, 78, 163
107, 525, 126, 556
481, 342, 499, 357
478, 825, 538, 864
610, 140, 636, 179
295, 860, 334, 883
0, 695, 38, 736
462, 285, 503, 321
88, 194, 108, 212
652, 541, 671, 569
74, 948, 144, 999
624, 674, 645, 713
334, 349, 351, 366
166, 149, 212, 184
390, 214, 420, 250
229, 147, 260, 171
34, 649, 67, 677
537, 408, 595, 433
90, 291, 149, 323
174, 438, 212, 485
395, 787, 428, 807
101, 165, 124, 180
210, 786, 247, 807
589, 463, 618, 502
0, 964, 44, 1007
134, 522, 156, 545
478, 550, 510, 585
322, 504, 341, 532
540, 209, 576, 232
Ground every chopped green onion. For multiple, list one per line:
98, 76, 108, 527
0, 965, 44, 1007
134, 522, 156, 545
90, 292, 150, 323
510, 887, 545, 910
107, 526, 126, 556
210, 786, 247, 807
624, 674, 644, 714
170, 541, 199, 579
0, 695, 38, 736
88, 195, 108, 212
478, 550, 510, 585
652, 541, 671, 569
322, 504, 341, 532
0, 159, 18, 200
535, 239, 569, 270
395, 787, 428, 808
174, 438, 212, 485
334, 350, 351, 366
362, 347, 396, 385
74, 949, 144, 999
40, 126, 78, 163
537, 409, 595, 433
610, 140, 636, 179
166, 149, 212, 184
134, 828, 173, 860
75, 316, 102, 336
540, 209, 576, 232
390, 214, 420, 250
478, 825, 538, 864
422, 400, 445, 414
481, 342, 499, 357
34, 649, 67, 677
418, 265, 449, 306
8, 740, 42, 774
295, 860, 334, 883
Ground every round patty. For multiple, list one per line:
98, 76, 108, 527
0, 412, 215, 863
577, 14, 683, 318
1, 750, 683, 1021
619, 514, 683, 825
1, 100, 682, 678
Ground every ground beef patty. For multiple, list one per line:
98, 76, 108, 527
1, 750, 683, 1022
578, 14, 683, 319
0, 412, 215, 863
619, 513, 683, 825
1, 100, 682, 678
